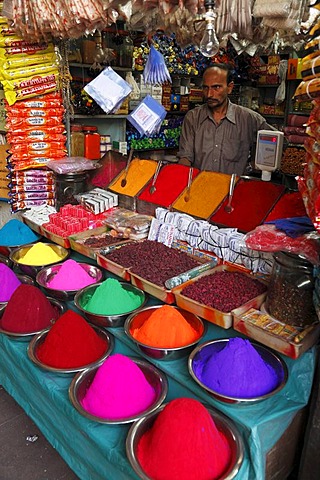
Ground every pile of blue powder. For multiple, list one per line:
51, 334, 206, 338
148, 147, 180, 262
0, 219, 39, 246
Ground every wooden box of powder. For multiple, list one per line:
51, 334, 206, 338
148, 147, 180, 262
69, 226, 131, 261
233, 306, 320, 359
172, 264, 267, 329
21, 215, 44, 236
107, 158, 158, 211
96, 250, 132, 282
130, 256, 216, 305
41, 226, 71, 249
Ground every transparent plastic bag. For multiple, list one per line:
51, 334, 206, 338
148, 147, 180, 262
47, 157, 99, 174
244, 224, 320, 265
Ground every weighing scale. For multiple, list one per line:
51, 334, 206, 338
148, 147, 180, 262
255, 130, 284, 181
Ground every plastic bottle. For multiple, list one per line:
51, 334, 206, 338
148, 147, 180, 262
83, 125, 101, 160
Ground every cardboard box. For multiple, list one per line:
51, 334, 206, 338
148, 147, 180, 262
268, 55, 281, 65
287, 58, 303, 80
162, 85, 172, 94
0, 144, 9, 169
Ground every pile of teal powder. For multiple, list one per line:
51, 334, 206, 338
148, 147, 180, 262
0, 219, 39, 246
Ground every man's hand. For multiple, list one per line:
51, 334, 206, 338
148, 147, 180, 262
178, 157, 192, 166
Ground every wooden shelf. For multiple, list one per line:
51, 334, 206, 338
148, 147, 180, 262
257, 84, 280, 88
73, 114, 127, 119
263, 114, 285, 118
69, 63, 132, 72
288, 111, 311, 116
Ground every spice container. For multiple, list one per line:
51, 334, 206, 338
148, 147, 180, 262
70, 124, 84, 157
81, 35, 97, 64
265, 252, 317, 328
55, 172, 89, 210
119, 35, 133, 68
83, 126, 101, 160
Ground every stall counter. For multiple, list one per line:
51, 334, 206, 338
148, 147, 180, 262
0, 252, 316, 480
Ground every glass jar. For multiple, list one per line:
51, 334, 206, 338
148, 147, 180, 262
81, 35, 97, 64
83, 125, 101, 160
265, 252, 317, 328
70, 124, 84, 157
119, 35, 133, 68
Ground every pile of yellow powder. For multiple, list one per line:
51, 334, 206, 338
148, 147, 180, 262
18, 243, 65, 266
108, 159, 157, 197
172, 171, 233, 219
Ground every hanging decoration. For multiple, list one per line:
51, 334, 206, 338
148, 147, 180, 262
143, 45, 171, 85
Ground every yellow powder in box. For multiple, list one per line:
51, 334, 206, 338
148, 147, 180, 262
18, 243, 64, 265
109, 158, 158, 197
172, 171, 233, 218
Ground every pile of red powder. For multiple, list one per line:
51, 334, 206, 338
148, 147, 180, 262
0, 284, 59, 333
36, 309, 108, 368
210, 179, 285, 232
264, 191, 306, 222
138, 164, 200, 207
137, 397, 232, 480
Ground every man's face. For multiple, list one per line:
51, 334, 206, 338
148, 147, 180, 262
202, 68, 234, 110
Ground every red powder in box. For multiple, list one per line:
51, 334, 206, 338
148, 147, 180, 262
264, 191, 306, 222
36, 309, 108, 368
210, 179, 285, 232
0, 284, 59, 333
138, 164, 199, 207
137, 398, 231, 480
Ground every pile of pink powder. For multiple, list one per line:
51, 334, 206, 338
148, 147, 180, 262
81, 354, 156, 419
47, 259, 97, 290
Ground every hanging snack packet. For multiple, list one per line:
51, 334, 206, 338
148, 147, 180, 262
84, 67, 132, 114
2, 72, 60, 105
0, 42, 54, 58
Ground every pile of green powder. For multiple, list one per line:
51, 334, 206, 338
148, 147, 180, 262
83, 278, 143, 315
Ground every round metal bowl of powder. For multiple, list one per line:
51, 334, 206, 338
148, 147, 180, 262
126, 399, 244, 480
0, 297, 65, 341
68, 355, 168, 424
74, 279, 148, 328
188, 338, 288, 405
28, 324, 114, 374
10, 243, 69, 278
36, 261, 104, 301
124, 305, 206, 361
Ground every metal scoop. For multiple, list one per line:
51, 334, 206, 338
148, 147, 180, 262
224, 173, 237, 213
184, 167, 193, 202
149, 161, 162, 194
121, 149, 134, 188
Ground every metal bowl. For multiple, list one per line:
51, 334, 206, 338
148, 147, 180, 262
126, 402, 244, 480
0, 273, 35, 308
0, 297, 65, 341
188, 339, 288, 405
36, 263, 104, 301
69, 357, 168, 424
0, 253, 13, 268
124, 305, 206, 361
28, 325, 114, 374
9, 243, 69, 278
74, 282, 148, 328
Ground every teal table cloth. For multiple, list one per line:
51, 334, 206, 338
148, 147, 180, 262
0, 251, 316, 480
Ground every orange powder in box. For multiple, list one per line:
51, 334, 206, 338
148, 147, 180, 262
131, 305, 200, 348
172, 171, 232, 219
108, 158, 157, 197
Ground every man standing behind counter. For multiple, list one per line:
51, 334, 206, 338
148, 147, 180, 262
177, 63, 275, 176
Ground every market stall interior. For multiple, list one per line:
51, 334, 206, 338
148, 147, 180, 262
0, 0, 320, 479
